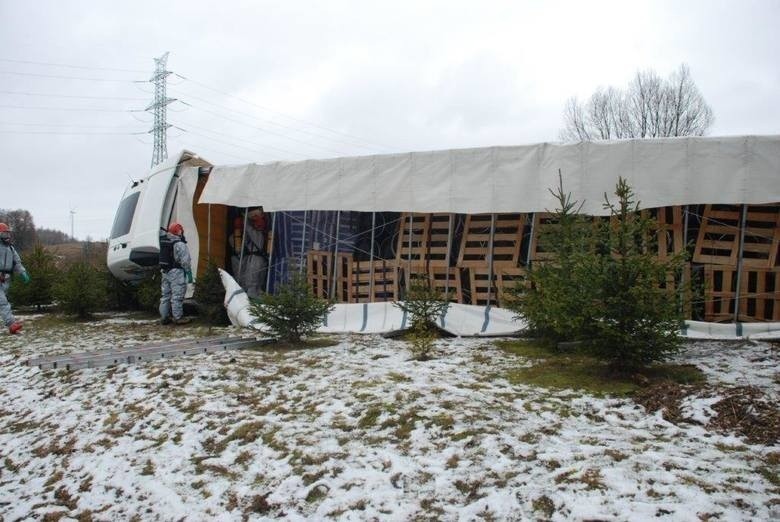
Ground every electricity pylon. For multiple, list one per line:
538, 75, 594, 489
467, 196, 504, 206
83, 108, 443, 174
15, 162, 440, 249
147, 52, 176, 167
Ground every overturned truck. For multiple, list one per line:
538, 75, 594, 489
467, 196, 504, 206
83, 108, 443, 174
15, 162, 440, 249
108, 135, 780, 335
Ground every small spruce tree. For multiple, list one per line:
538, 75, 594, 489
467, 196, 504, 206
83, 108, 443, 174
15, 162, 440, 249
54, 261, 108, 319
588, 177, 686, 370
194, 259, 229, 326
8, 243, 56, 311
395, 276, 450, 360
249, 269, 333, 343
510, 174, 686, 371
135, 271, 162, 313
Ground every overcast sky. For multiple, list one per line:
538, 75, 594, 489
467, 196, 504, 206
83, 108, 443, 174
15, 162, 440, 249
1, 0, 778, 240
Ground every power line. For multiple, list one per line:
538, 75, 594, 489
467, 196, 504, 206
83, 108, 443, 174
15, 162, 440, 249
169, 87, 382, 153
173, 73, 396, 152
0, 104, 135, 112
170, 124, 296, 161
0, 89, 147, 101
0, 58, 148, 73
177, 100, 347, 156
0, 121, 144, 130
0, 70, 143, 82
0, 130, 146, 135
168, 136, 256, 164
169, 119, 307, 158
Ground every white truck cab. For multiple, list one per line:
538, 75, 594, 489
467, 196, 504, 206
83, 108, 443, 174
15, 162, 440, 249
107, 151, 211, 284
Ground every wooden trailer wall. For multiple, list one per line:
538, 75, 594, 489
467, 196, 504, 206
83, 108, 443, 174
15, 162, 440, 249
192, 171, 227, 279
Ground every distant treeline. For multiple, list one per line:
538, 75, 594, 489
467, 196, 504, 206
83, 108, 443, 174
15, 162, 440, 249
0, 208, 72, 250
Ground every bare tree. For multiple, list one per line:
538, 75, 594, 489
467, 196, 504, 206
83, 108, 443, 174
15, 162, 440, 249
561, 64, 713, 141
0, 208, 36, 251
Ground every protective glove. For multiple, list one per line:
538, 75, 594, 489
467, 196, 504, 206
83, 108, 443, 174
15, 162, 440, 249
185, 270, 193, 284
20, 272, 30, 284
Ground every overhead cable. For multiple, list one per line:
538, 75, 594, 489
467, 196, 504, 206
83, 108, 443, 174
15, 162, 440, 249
170, 87, 383, 153
173, 73, 396, 152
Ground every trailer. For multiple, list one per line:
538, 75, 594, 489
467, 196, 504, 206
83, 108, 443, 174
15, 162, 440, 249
108, 135, 780, 324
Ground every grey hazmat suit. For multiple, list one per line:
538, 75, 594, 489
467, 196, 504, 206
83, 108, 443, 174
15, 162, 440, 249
0, 242, 28, 328
159, 233, 192, 322
239, 224, 268, 299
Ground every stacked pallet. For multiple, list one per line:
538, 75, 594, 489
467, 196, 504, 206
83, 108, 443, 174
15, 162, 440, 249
695, 204, 780, 322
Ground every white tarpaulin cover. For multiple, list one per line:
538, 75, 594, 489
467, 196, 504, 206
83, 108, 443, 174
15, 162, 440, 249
219, 269, 521, 337
199, 135, 780, 214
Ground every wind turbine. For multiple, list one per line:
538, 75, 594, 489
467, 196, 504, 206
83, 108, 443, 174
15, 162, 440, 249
70, 207, 77, 241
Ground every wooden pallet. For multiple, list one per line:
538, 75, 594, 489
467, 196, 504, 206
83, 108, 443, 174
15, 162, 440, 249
350, 259, 400, 302
396, 213, 456, 269
457, 213, 526, 267
703, 265, 780, 322
643, 206, 685, 260
468, 266, 528, 307
693, 204, 780, 268
307, 250, 354, 302
408, 267, 463, 303
527, 213, 561, 262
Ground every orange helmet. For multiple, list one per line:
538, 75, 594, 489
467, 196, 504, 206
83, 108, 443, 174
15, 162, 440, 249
168, 222, 184, 236
0, 223, 9, 233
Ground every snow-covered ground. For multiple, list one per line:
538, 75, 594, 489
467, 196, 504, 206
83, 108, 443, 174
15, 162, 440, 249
1, 313, 778, 521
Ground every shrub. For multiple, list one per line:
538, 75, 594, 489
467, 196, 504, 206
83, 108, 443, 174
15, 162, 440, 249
396, 276, 450, 331
194, 259, 229, 326
8, 243, 56, 310
135, 271, 162, 313
54, 261, 108, 319
395, 276, 450, 360
510, 174, 686, 370
249, 269, 333, 343
104, 270, 141, 311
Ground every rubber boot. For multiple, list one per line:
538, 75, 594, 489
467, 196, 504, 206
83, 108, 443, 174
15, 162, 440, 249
8, 322, 22, 334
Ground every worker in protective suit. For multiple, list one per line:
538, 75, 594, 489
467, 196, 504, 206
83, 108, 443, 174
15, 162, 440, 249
0, 223, 30, 334
239, 208, 268, 299
158, 222, 193, 325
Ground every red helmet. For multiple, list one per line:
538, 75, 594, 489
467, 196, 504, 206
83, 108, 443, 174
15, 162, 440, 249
168, 222, 184, 236
0, 223, 10, 233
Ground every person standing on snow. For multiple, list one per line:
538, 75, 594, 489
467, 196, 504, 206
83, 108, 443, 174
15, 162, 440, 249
240, 207, 268, 299
0, 223, 30, 334
158, 222, 193, 325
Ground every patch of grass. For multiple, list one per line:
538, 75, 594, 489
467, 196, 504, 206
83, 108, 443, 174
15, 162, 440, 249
305, 484, 329, 503
757, 466, 780, 487
532, 495, 555, 519
234, 450, 253, 468
54, 485, 78, 510
79, 474, 93, 493
450, 429, 481, 442
44, 470, 64, 488
503, 339, 705, 396
301, 469, 327, 486
445, 454, 460, 469
387, 372, 411, 383
256, 337, 339, 351
428, 413, 455, 430
141, 459, 155, 476
357, 406, 383, 429
494, 339, 556, 359
216, 421, 264, 453
381, 409, 420, 440
604, 449, 628, 462
261, 426, 289, 454
679, 474, 717, 494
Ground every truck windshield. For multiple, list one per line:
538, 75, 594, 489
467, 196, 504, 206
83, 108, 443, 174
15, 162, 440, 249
110, 192, 140, 239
